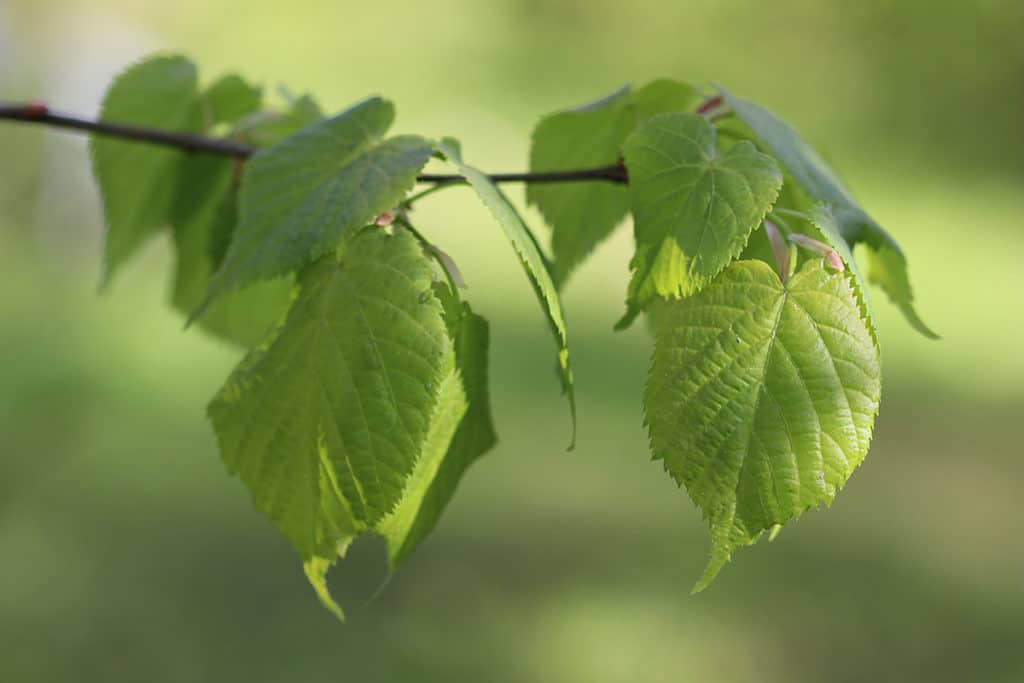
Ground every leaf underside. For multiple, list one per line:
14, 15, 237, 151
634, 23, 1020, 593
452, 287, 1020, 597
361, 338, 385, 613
437, 140, 576, 448
645, 259, 880, 590
717, 86, 936, 339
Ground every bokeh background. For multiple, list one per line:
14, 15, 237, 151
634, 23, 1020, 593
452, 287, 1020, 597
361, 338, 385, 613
2, 1, 1022, 681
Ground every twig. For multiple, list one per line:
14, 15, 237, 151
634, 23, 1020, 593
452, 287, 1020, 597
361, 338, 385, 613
0, 102, 628, 186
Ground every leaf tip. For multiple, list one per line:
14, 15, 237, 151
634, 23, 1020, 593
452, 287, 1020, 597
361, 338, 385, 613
691, 548, 730, 594
303, 556, 346, 622
613, 304, 640, 331
901, 302, 941, 340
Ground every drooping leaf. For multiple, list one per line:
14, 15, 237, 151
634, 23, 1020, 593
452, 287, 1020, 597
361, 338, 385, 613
645, 259, 880, 591
717, 86, 937, 338
91, 54, 201, 284
301, 282, 497, 618
865, 242, 936, 339
378, 287, 497, 567
202, 74, 262, 126
527, 80, 701, 284
208, 228, 453, 561
437, 140, 576, 447
170, 154, 293, 347
619, 112, 782, 326
199, 97, 433, 312
303, 545, 352, 621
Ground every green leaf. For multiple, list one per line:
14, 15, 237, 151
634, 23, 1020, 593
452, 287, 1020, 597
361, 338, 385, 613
644, 259, 881, 591
300, 283, 497, 618
378, 288, 497, 567
527, 80, 701, 284
202, 74, 262, 126
303, 549, 350, 621
437, 140, 576, 447
170, 154, 293, 347
620, 113, 782, 323
208, 228, 453, 560
91, 54, 201, 284
866, 243, 937, 340
234, 94, 324, 148
199, 97, 433, 311
807, 204, 878, 348
717, 86, 937, 338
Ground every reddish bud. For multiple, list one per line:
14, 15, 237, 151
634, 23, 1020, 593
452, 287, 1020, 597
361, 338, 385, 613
696, 95, 724, 115
789, 233, 845, 273
764, 220, 791, 283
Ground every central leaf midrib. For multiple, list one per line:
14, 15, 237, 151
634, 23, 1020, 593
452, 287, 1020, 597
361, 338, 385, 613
734, 281, 789, 524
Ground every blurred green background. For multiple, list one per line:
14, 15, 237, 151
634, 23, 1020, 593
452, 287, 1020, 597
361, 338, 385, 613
2, 1, 1022, 681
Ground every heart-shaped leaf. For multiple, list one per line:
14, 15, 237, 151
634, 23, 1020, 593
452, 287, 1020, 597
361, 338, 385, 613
645, 258, 880, 590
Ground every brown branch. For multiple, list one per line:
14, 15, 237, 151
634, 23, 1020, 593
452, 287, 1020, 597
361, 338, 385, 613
0, 102, 628, 185
0, 103, 255, 157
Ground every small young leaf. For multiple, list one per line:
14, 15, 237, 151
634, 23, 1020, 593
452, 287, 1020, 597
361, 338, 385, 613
528, 80, 701, 284
208, 229, 453, 559
717, 86, 937, 338
620, 113, 782, 324
202, 74, 262, 126
233, 94, 324, 148
199, 97, 433, 311
437, 140, 576, 447
645, 259, 880, 590
91, 54, 201, 284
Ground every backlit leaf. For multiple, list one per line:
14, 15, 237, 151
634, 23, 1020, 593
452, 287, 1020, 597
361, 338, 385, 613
527, 80, 701, 284
208, 228, 453, 560
378, 287, 497, 567
645, 259, 880, 590
620, 113, 782, 325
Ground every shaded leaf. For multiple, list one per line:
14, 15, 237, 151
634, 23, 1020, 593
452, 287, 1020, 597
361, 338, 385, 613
170, 154, 293, 348
200, 97, 433, 311
91, 54, 201, 284
527, 80, 701, 284
203, 74, 262, 126
234, 94, 324, 148
718, 86, 937, 338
